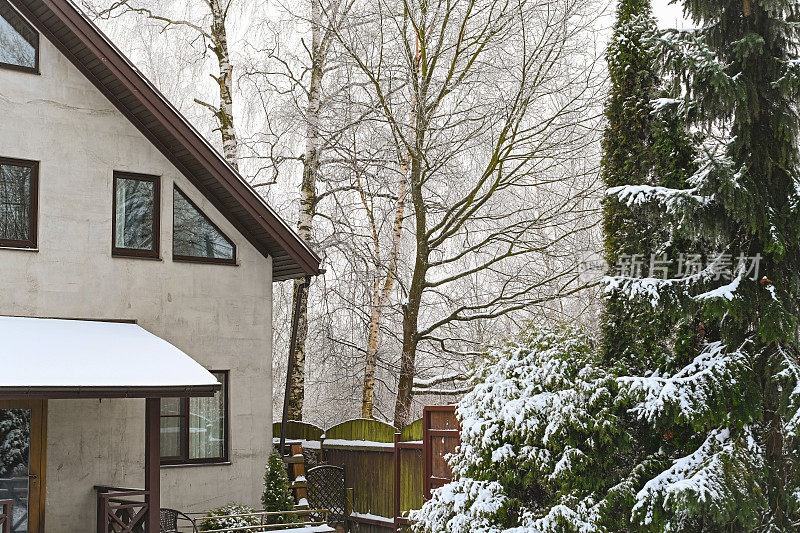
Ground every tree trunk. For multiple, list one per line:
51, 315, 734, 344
362, 281, 384, 419
287, 277, 311, 420
209, 0, 239, 169
393, 152, 426, 428
286, 0, 324, 421
361, 173, 407, 418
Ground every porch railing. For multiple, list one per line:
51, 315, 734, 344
94, 485, 150, 533
0, 499, 12, 533
192, 508, 330, 533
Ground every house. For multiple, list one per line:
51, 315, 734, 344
0, 0, 321, 530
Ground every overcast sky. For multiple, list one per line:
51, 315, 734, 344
653, 0, 690, 28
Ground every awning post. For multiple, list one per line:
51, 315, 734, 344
145, 398, 160, 532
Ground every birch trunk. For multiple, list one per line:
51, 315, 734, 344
286, 0, 324, 421
361, 173, 407, 419
209, 0, 239, 169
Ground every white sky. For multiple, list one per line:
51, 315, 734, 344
653, 0, 691, 28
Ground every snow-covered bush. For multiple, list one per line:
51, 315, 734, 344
198, 504, 261, 532
411, 326, 625, 532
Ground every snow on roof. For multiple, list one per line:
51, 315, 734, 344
0, 316, 219, 391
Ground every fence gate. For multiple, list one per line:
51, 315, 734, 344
422, 405, 460, 501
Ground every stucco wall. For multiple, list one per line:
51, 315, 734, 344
0, 27, 273, 531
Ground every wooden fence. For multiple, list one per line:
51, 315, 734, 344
274, 406, 459, 532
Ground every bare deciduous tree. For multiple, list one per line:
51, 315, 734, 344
85, 0, 240, 168
240, 0, 357, 420
334, 0, 605, 427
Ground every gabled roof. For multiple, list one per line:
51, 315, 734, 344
8, 0, 321, 281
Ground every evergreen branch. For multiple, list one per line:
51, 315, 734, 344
618, 340, 753, 427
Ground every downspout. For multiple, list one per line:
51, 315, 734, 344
279, 275, 312, 456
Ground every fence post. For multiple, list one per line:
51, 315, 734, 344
422, 408, 432, 501
0, 499, 12, 533
394, 432, 401, 530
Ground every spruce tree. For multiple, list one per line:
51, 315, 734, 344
262, 450, 295, 524
607, 1, 800, 529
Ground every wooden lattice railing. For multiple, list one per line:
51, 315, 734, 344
0, 499, 12, 533
95, 486, 150, 533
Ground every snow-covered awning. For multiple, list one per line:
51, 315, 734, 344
0, 316, 220, 398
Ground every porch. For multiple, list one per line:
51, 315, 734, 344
0, 316, 220, 532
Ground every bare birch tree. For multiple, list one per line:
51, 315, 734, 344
335, 0, 605, 427
240, 0, 357, 420
358, 164, 407, 418
84, 0, 240, 168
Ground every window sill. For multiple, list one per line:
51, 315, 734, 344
111, 251, 162, 261
173, 255, 238, 266
0, 246, 38, 252
161, 461, 231, 469
0, 62, 40, 75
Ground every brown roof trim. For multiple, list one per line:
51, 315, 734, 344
0, 385, 220, 399
9, 0, 321, 281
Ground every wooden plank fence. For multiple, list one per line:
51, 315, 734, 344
274, 406, 459, 533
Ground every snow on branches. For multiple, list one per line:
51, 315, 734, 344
618, 340, 752, 427
654, 28, 742, 115
411, 327, 620, 533
606, 184, 707, 213
631, 427, 765, 531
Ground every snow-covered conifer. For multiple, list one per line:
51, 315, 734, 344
411, 327, 627, 532
605, 1, 800, 529
262, 450, 295, 523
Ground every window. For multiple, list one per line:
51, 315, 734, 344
0, 0, 38, 73
112, 172, 160, 258
0, 157, 37, 249
160, 371, 229, 465
172, 186, 235, 264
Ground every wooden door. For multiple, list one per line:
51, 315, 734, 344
0, 400, 46, 533
422, 405, 459, 501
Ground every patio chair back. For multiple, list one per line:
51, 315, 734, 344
160, 508, 197, 533
306, 465, 347, 523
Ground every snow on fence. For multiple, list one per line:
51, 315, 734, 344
274, 409, 458, 533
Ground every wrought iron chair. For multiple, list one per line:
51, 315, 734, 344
160, 508, 197, 533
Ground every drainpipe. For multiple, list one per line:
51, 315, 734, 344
279, 275, 312, 456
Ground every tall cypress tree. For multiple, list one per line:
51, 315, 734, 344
601, 0, 697, 374
598, 1, 703, 528
607, 1, 800, 529
601, 0, 665, 375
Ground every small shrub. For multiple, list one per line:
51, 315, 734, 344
199, 504, 260, 532
262, 450, 296, 524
